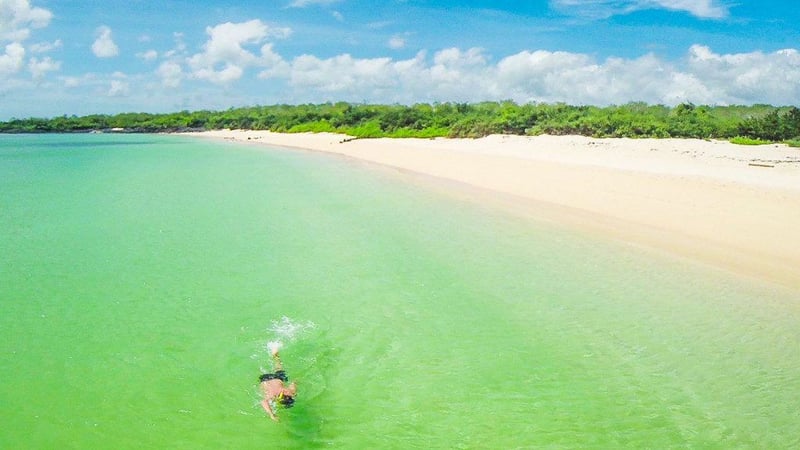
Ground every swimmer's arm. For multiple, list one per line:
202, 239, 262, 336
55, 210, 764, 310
261, 399, 279, 422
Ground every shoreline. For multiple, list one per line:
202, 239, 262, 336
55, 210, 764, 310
184, 130, 800, 289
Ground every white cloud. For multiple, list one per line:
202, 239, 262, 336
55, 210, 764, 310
29, 39, 61, 53
684, 45, 800, 104
0, 0, 53, 41
652, 0, 728, 18
282, 49, 492, 103
288, 53, 396, 95
188, 19, 290, 84
137, 49, 158, 61
256, 43, 290, 79
551, 0, 729, 19
388, 36, 405, 49
0, 1, 56, 81
433, 47, 487, 67
288, 0, 342, 7
157, 60, 182, 87
332, 11, 344, 21
92, 25, 119, 58
108, 79, 129, 96
28, 55, 59, 78
0, 42, 25, 74
274, 45, 800, 106
10, 34, 800, 119
494, 50, 597, 101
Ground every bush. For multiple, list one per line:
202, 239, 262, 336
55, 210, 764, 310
287, 121, 337, 133
387, 126, 449, 138
785, 139, 800, 148
3, 102, 797, 140
345, 120, 383, 138
729, 136, 772, 145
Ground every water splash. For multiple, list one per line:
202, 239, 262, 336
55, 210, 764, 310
267, 340, 282, 355
265, 316, 316, 351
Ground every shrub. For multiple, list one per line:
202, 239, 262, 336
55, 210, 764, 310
785, 139, 800, 148
287, 120, 337, 133
729, 136, 772, 145
345, 120, 383, 138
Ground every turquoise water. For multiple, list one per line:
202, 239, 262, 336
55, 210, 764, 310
1, 134, 799, 448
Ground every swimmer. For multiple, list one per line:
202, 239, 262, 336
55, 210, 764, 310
259, 345, 297, 422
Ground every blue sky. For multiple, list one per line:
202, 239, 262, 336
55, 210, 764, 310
1, 0, 799, 119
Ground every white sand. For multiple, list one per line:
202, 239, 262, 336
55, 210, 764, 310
186, 130, 800, 289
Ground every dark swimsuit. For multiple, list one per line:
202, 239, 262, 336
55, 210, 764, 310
259, 369, 288, 383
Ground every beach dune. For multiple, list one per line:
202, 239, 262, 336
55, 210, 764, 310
189, 130, 800, 289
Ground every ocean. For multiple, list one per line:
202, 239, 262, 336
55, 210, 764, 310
1, 134, 798, 448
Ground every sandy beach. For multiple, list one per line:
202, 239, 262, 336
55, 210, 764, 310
187, 130, 800, 289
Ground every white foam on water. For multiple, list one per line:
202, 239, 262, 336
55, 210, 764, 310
272, 316, 317, 337
266, 316, 316, 348
267, 341, 282, 355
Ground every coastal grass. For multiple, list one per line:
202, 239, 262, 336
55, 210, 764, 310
729, 136, 772, 145
287, 120, 338, 133
785, 139, 800, 148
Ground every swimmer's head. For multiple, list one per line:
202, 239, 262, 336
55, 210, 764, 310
278, 394, 295, 408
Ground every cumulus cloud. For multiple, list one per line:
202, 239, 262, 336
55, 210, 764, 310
0, 42, 25, 74
92, 25, 119, 58
0, 0, 53, 41
282, 48, 492, 103
288, 53, 396, 95
157, 60, 183, 87
188, 19, 290, 84
272, 45, 800, 106
28, 55, 59, 79
108, 79, 129, 97
1, 1, 58, 80
684, 45, 800, 104
551, 0, 729, 19
108, 80, 128, 96
29, 39, 61, 53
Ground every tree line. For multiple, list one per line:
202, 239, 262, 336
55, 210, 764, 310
2, 102, 799, 145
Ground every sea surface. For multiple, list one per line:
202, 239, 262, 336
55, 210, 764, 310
1, 134, 798, 449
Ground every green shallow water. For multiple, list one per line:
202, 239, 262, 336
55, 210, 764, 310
1, 134, 799, 448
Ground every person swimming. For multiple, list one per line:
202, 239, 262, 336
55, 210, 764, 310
259, 344, 297, 422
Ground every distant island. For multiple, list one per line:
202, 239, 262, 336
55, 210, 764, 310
2, 102, 799, 146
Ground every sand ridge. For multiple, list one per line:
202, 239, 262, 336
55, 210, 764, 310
186, 130, 800, 289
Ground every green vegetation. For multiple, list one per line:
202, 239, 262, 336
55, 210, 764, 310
2, 102, 800, 144
729, 136, 772, 145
